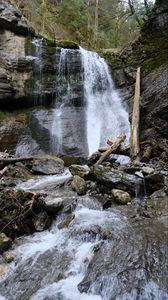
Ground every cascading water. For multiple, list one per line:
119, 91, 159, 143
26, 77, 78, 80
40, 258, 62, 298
32, 38, 43, 104
50, 47, 130, 156
80, 47, 130, 155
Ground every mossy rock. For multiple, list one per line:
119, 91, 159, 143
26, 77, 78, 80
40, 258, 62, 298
57, 40, 79, 49
45, 38, 79, 49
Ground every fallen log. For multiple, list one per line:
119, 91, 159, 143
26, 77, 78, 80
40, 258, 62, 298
98, 145, 130, 156
130, 67, 140, 161
95, 133, 126, 165
0, 156, 34, 166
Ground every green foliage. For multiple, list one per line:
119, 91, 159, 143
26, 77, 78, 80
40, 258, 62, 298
12, 0, 154, 50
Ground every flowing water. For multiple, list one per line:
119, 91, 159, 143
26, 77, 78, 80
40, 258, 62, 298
0, 182, 167, 300
80, 47, 130, 155
0, 41, 130, 157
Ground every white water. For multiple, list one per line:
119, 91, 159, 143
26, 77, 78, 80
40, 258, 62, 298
51, 46, 130, 156
0, 197, 126, 300
80, 47, 130, 155
16, 169, 72, 191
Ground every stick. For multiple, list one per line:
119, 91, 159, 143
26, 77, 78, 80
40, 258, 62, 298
95, 133, 126, 165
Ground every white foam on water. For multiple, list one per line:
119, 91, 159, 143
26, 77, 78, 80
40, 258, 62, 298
80, 47, 130, 155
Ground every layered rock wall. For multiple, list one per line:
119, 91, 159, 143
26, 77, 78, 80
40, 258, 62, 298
0, 0, 83, 109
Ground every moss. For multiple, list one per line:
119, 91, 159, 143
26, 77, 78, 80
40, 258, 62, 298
45, 37, 79, 49
57, 40, 79, 49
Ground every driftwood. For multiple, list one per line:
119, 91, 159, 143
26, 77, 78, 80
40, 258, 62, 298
95, 133, 126, 165
130, 67, 140, 161
0, 166, 8, 178
0, 156, 34, 166
98, 145, 130, 156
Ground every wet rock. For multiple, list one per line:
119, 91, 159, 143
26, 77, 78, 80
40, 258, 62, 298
147, 189, 168, 216
88, 152, 101, 165
69, 164, 90, 177
43, 197, 63, 214
57, 213, 75, 229
71, 175, 87, 195
112, 189, 131, 205
3, 252, 14, 263
60, 155, 87, 167
31, 156, 64, 175
91, 165, 141, 195
0, 264, 6, 276
0, 233, 12, 254
102, 231, 113, 240
142, 166, 154, 175
32, 212, 52, 231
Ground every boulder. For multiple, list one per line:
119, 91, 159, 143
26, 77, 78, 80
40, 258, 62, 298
43, 197, 63, 214
58, 213, 75, 229
0, 233, 12, 254
112, 189, 131, 205
91, 165, 142, 195
32, 212, 52, 231
142, 167, 154, 175
69, 165, 90, 177
3, 251, 14, 263
31, 156, 64, 175
71, 175, 87, 195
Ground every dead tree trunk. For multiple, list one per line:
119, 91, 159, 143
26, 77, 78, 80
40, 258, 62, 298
95, 133, 126, 165
130, 67, 140, 162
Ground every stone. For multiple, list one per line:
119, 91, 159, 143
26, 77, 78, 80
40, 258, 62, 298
3, 252, 14, 263
91, 165, 142, 195
32, 212, 52, 231
57, 213, 75, 229
31, 156, 64, 175
71, 175, 87, 195
43, 197, 63, 214
142, 167, 154, 175
0, 233, 12, 254
69, 165, 90, 177
112, 189, 131, 205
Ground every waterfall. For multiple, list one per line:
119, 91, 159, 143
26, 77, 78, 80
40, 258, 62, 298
32, 38, 43, 104
51, 47, 130, 156
80, 47, 130, 155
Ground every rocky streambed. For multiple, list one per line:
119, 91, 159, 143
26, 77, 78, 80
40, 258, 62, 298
0, 152, 168, 299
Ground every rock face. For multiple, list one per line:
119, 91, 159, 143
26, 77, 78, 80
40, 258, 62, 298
0, 0, 83, 109
31, 156, 64, 175
101, 0, 168, 163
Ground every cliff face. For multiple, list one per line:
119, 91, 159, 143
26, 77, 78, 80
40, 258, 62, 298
0, 0, 82, 108
102, 0, 168, 163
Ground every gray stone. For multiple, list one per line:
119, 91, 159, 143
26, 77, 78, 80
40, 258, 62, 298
142, 166, 154, 175
31, 156, 64, 175
43, 197, 63, 214
112, 189, 131, 205
92, 165, 142, 195
69, 164, 90, 177
0, 233, 12, 254
71, 175, 87, 195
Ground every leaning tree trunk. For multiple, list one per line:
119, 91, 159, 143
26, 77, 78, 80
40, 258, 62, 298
130, 67, 140, 162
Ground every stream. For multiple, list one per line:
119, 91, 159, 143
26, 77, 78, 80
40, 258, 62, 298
0, 174, 168, 300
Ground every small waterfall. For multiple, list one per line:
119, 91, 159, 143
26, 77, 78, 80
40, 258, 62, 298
32, 38, 43, 104
80, 47, 130, 155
